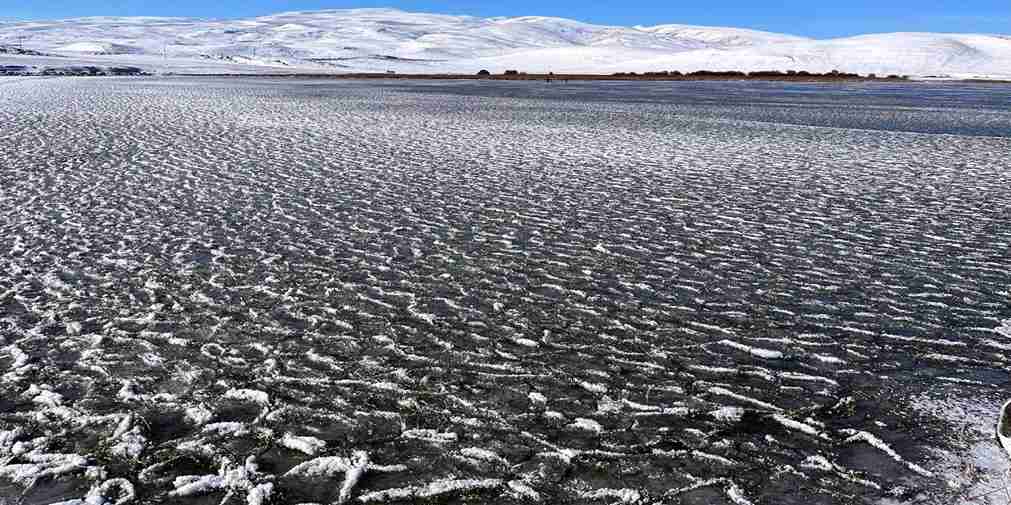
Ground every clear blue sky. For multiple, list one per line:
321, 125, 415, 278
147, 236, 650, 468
4, 0, 1010, 38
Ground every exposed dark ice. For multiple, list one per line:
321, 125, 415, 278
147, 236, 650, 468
1, 77, 1010, 504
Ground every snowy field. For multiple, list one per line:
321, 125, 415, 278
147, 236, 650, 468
2, 9, 1011, 78
1, 77, 1011, 505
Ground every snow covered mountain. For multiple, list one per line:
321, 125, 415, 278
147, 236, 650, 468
606, 32, 1011, 77
1, 8, 1009, 78
0, 9, 804, 61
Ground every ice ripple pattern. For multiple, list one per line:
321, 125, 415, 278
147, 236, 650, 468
1, 77, 1010, 505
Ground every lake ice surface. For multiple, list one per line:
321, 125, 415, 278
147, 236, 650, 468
1, 77, 1010, 504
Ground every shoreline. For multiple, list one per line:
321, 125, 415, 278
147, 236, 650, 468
163, 72, 1011, 84
173, 72, 905, 83
4, 68, 1009, 84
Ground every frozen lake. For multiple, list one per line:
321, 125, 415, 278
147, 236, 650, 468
1, 77, 1010, 504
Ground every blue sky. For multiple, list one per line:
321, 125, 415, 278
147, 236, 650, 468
4, 0, 1009, 38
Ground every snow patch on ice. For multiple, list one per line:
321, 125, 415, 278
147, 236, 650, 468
568, 417, 604, 434
280, 433, 326, 455
357, 478, 503, 502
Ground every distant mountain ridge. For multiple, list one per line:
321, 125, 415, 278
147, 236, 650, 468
1, 8, 1009, 78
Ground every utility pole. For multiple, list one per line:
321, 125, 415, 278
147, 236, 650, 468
16, 34, 26, 51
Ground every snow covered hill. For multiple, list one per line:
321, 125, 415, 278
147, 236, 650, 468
603, 32, 1011, 78
0, 8, 1009, 78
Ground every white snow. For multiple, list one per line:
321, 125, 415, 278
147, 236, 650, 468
528, 391, 547, 405
57, 42, 142, 55
223, 388, 270, 405
2, 9, 1009, 77
49, 478, 137, 505
568, 417, 604, 434
285, 456, 358, 478
717, 339, 784, 359
0, 451, 88, 486
460, 447, 508, 465
357, 478, 503, 502
672, 478, 755, 505
725, 481, 755, 505
338, 451, 369, 504
771, 414, 831, 440
279, 433, 327, 455
710, 406, 745, 422
170, 456, 274, 503
27, 387, 64, 408
708, 386, 783, 412
401, 428, 458, 443
110, 425, 147, 459
579, 381, 608, 394
284, 451, 403, 490
604, 32, 1011, 78
579, 488, 641, 503
184, 405, 213, 426
996, 319, 1011, 339
506, 480, 541, 501
841, 429, 934, 478
247, 483, 274, 505
812, 354, 846, 364
201, 422, 249, 436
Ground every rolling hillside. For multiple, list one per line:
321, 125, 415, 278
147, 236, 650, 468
1, 8, 1008, 77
